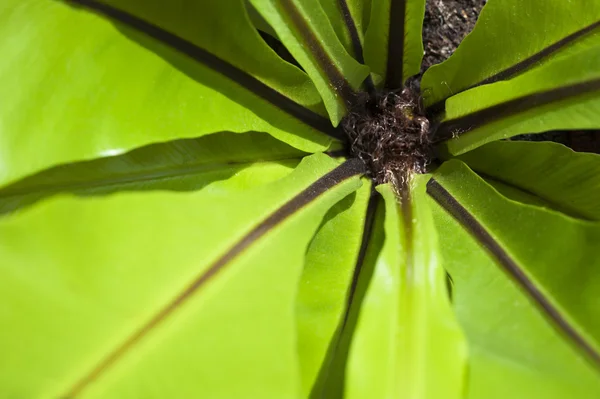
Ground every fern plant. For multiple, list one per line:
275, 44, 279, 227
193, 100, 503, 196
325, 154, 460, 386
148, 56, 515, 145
0, 0, 599, 398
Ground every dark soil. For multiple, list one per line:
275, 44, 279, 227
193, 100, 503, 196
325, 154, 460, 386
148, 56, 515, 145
421, 0, 600, 153
422, 0, 487, 71
515, 130, 600, 154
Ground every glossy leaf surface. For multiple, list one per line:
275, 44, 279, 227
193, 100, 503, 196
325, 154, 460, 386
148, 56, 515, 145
430, 161, 600, 398
0, 131, 305, 216
316, 0, 357, 57
97, 0, 324, 110
250, 0, 370, 123
422, 0, 600, 107
310, 195, 386, 399
317, 0, 374, 92
98, 0, 320, 105
364, 0, 426, 87
0, 0, 332, 188
432, 160, 600, 367
297, 181, 371, 396
456, 140, 600, 221
3, 0, 599, 397
0, 154, 362, 398
439, 44, 600, 155
345, 180, 465, 399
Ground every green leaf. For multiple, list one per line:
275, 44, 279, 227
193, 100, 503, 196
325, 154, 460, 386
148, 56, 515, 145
250, 0, 370, 123
316, 0, 356, 57
345, 180, 465, 399
0, 153, 363, 398
0, 0, 332, 187
96, 0, 325, 110
246, 1, 280, 38
438, 44, 600, 155
455, 140, 600, 221
322, 0, 372, 56
364, 0, 426, 87
422, 0, 600, 107
0, 131, 306, 216
431, 160, 600, 359
310, 195, 384, 399
429, 160, 600, 398
296, 181, 371, 397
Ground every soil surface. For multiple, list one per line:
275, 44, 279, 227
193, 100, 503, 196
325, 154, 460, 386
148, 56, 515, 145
421, 0, 600, 153
422, 0, 487, 71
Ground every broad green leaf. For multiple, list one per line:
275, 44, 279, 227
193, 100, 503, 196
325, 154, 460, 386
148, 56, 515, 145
96, 0, 325, 111
296, 181, 371, 396
0, 131, 305, 216
0, 0, 331, 187
345, 180, 465, 399
432, 160, 600, 368
364, 0, 426, 87
439, 44, 600, 155
0, 153, 363, 398
311, 196, 386, 399
318, 0, 372, 59
422, 0, 600, 107
456, 140, 600, 221
250, 0, 370, 124
317, 0, 353, 57
429, 161, 600, 398
247, 1, 280, 38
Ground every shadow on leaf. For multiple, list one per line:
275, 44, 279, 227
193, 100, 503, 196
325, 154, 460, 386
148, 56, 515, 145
0, 131, 304, 216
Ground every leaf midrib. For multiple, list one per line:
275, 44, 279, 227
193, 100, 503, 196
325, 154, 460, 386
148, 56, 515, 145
61, 158, 365, 398
385, 0, 407, 88
278, 0, 356, 106
426, 178, 600, 369
427, 19, 600, 113
435, 78, 600, 141
66, 0, 341, 139
336, 0, 375, 93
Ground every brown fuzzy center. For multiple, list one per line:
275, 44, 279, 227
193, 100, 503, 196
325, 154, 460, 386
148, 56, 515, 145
341, 88, 432, 187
